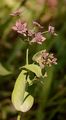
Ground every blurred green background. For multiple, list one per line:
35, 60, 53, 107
0, 0, 66, 120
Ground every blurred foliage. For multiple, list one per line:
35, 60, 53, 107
0, 0, 66, 120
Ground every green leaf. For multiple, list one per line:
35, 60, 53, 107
0, 63, 11, 76
20, 92, 34, 112
21, 64, 42, 77
12, 70, 26, 111
12, 70, 34, 112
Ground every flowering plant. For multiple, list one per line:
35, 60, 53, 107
11, 10, 57, 120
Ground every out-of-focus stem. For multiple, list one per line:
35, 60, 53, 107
26, 48, 29, 65
17, 114, 21, 120
42, 31, 48, 34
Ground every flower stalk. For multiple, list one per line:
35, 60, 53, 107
26, 48, 29, 65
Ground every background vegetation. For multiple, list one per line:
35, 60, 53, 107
0, 0, 66, 120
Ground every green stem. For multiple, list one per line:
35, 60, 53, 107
42, 31, 48, 34
26, 48, 29, 65
17, 114, 21, 120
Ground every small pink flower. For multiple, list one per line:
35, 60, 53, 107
31, 32, 46, 44
12, 20, 27, 36
48, 25, 57, 36
48, 25, 54, 34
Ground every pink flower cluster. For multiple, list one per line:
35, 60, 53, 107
12, 20, 46, 44
11, 8, 57, 44
33, 50, 57, 68
11, 10, 57, 68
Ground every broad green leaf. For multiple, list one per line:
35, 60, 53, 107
0, 63, 11, 76
12, 70, 34, 112
22, 64, 42, 77
20, 92, 34, 112
12, 70, 26, 111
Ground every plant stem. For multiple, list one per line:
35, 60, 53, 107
17, 114, 21, 120
42, 31, 48, 34
26, 48, 29, 65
